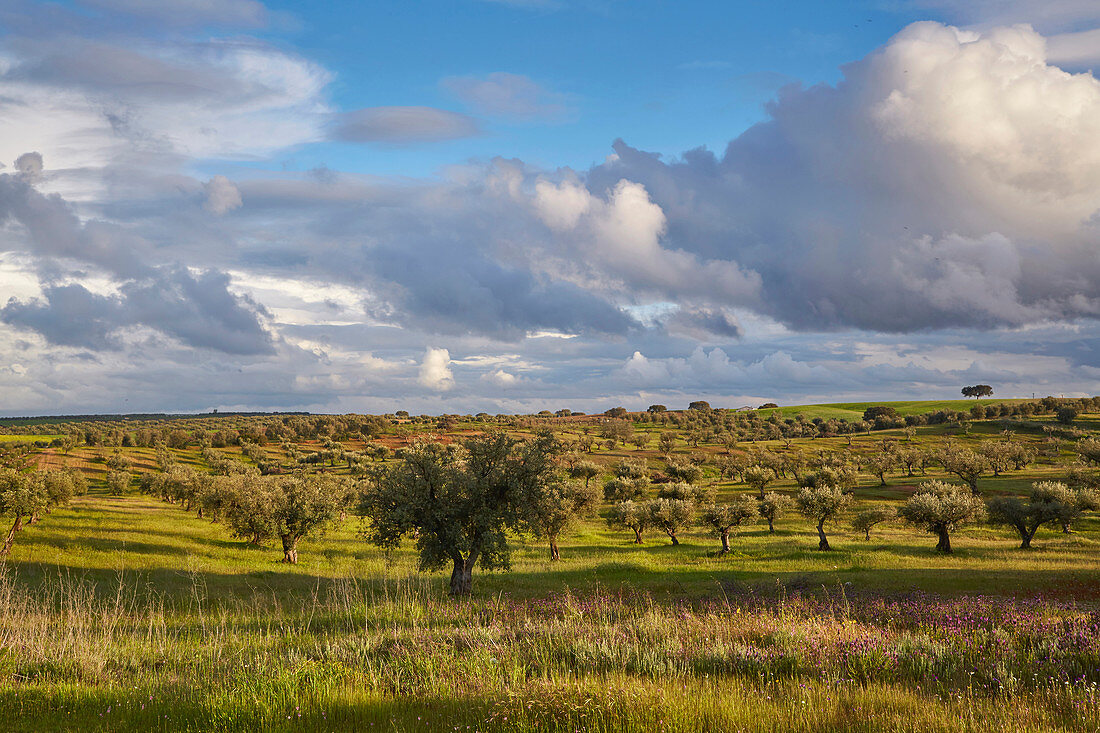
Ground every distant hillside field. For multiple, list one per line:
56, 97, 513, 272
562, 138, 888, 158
756, 398, 1024, 421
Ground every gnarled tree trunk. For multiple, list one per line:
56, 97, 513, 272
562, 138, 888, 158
935, 528, 952, 553
817, 519, 830, 551
720, 529, 731, 553
1020, 522, 1039, 549
549, 537, 560, 562
1, 515, 23, 557
449, 554, 476, 596
281, 535, 298, 564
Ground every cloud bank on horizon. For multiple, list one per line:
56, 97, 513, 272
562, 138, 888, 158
0, 0, 1098, 414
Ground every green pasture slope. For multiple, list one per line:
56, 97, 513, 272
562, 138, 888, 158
0, 434, 62, 443
757, 398, 1022, 421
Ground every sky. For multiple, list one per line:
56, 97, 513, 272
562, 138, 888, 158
1, 0, 1100, 416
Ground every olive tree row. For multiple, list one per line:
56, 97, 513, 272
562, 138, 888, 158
0, 468, 85, 556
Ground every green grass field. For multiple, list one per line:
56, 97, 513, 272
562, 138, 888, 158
756, 399, 1021, 421
0, 435, 62, 444
1, 407, 1099, 731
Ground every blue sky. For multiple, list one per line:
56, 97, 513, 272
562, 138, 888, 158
1, 0, 1100, 415
245, 0, 929, 178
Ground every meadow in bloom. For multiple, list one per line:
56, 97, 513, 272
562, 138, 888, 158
1, 401, 1099, 731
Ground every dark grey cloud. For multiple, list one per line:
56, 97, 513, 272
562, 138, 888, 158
368, 244, 639, 339
0, 166, 273, 354
664, 306, 743, 340
332, 107, 481, 144
1, 284, 127, 350
0, 172, 152, 279
1, 268, 274, 355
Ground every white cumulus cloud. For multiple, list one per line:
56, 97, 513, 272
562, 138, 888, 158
418, 347, 455, 391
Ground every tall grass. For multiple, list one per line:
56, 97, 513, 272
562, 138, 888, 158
1, 567, 1098, 731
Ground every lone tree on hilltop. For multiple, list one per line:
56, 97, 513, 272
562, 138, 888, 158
961, 385, 994, 399
900, 481, 985, 553
699, 495, 757, 552
359, 432, 561, 596
688, 401, 711, 411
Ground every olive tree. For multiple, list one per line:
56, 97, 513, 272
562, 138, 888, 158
863, 454, 893, 486
657, 481, 711, 504
900, 481, 985, 553
851, 506, 896, 540
1051, 482, 1100, 533
938, 447, 987, 494
646, 498, 694, 545
699, 495, 756, 552
979, 442, 1015, 477
743, 465, 774, 500
224, 474, 277, 546
607, 499, 649, 544
568, 460, 601, 490
988, 481, 1098, 545
270, 473, 344, 563
665, 460, 703, 485
106, 470, 131, 494
41, 470, 74, 510
796, 485, 852, 550
895, 448, 923, 477
603, 475, 650, 502
758, 491, 794, 533
615, 458, 648, 479
986, 488, 1059, 549
526, 480, 600, 561
0, 469, 47, 556
359, 432, 561, 596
